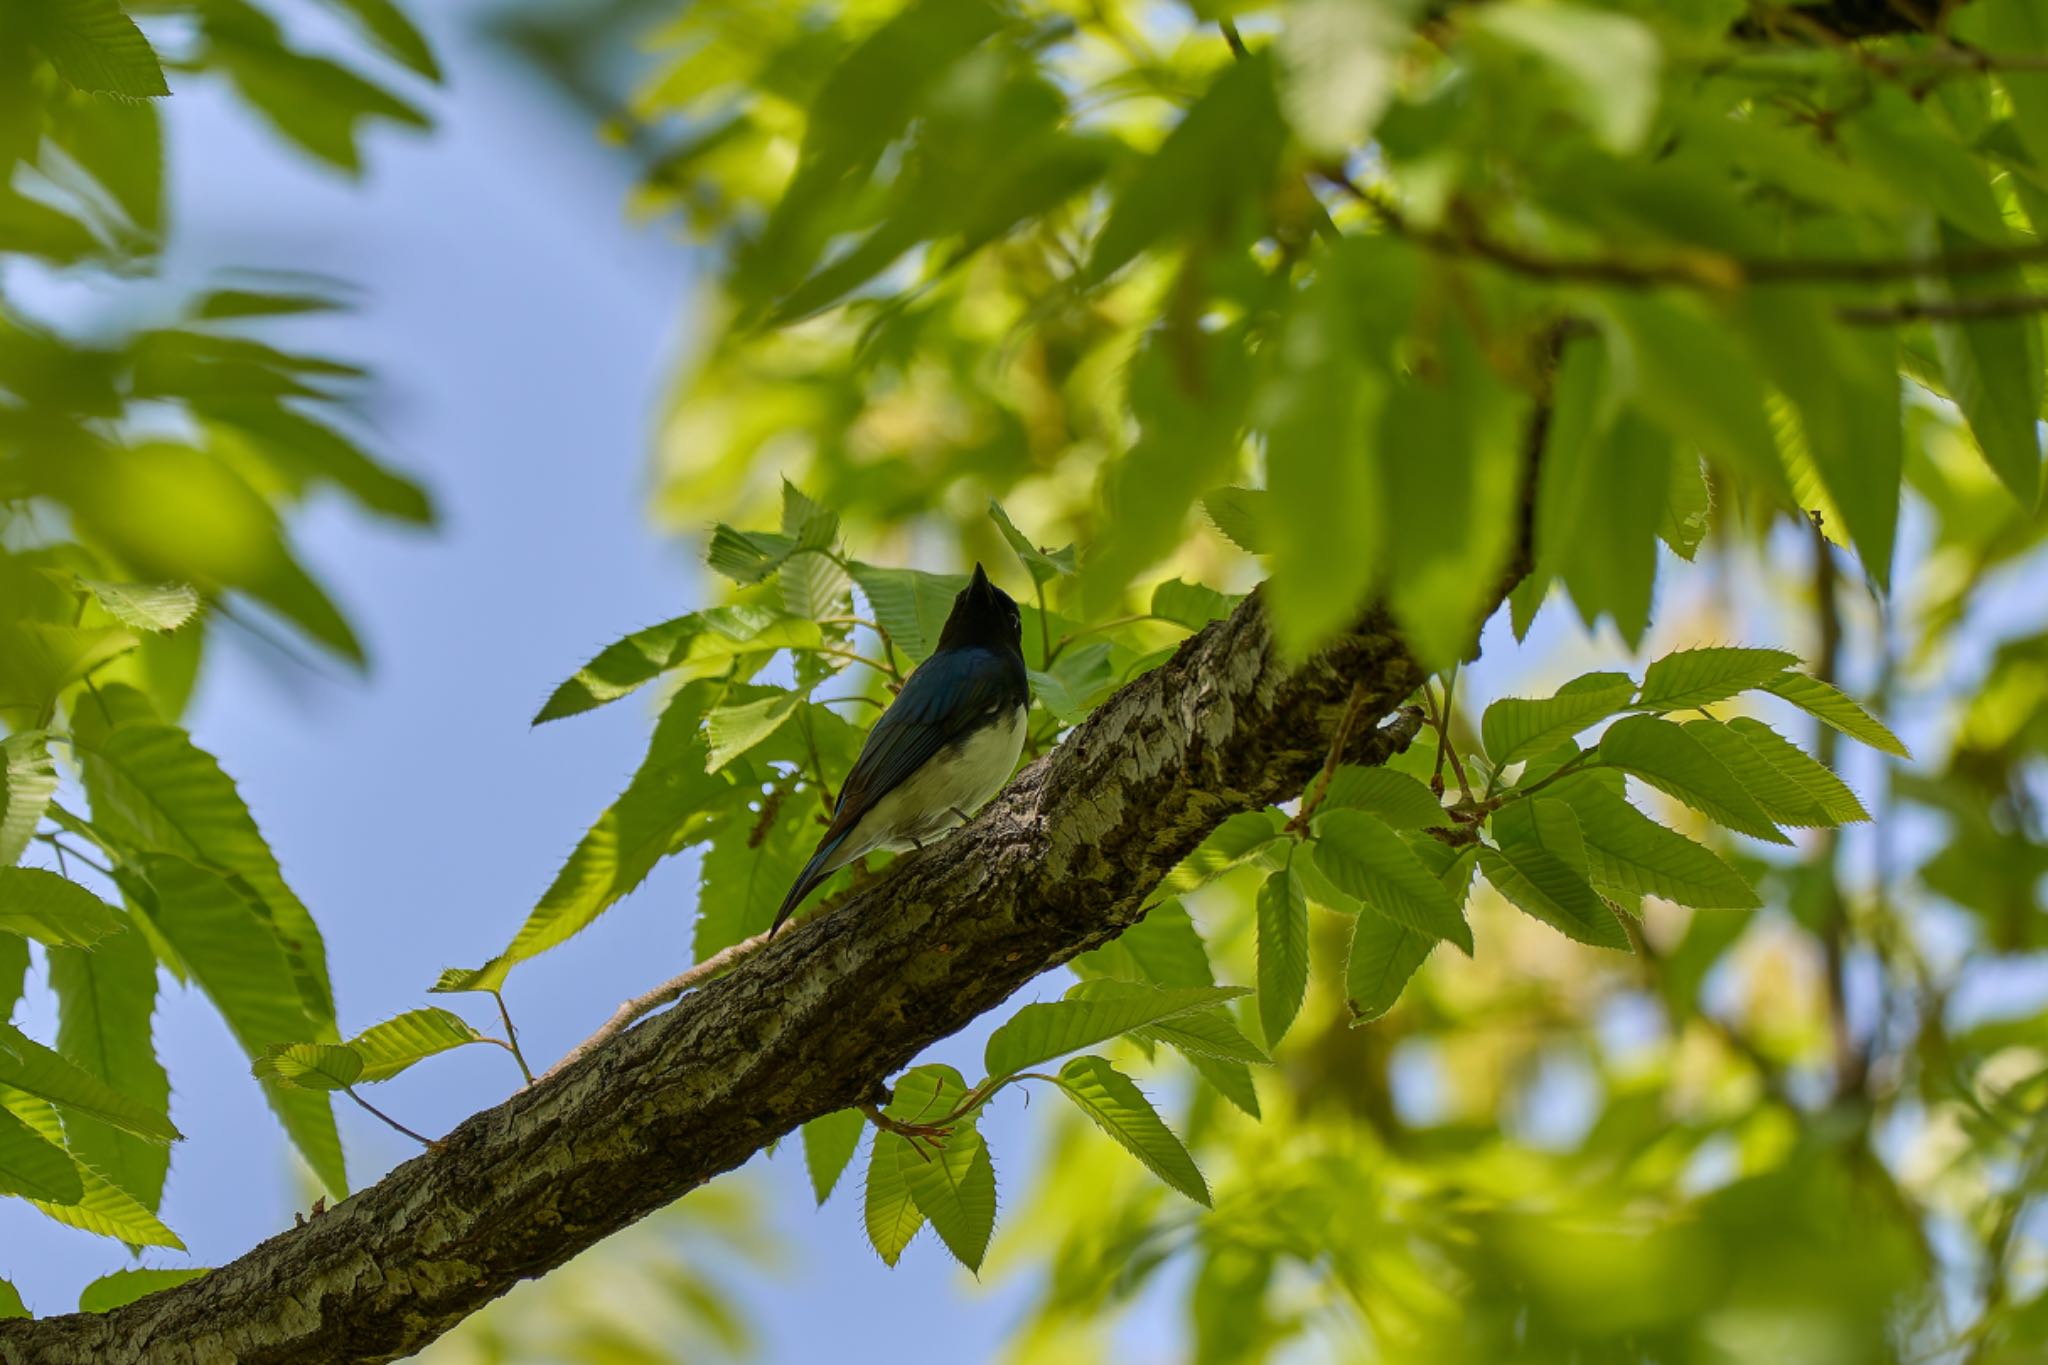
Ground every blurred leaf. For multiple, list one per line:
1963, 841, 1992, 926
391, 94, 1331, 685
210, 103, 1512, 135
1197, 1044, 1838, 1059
30, 0, 169, 99
1202, 487, 1270, 554
802, 1108, 864, 1205
1083, 54, 1287, 284
1129, 1006, 1270, 1066
77, 1267, 208, 1314
311, 0, 440, 81
1277, 0, 1421, 153
1313, 809, 1473, 953
1472, 3, 1660, 152
1056, 1055, 1209, 1206
0, 1088, 181, 1246
202, 401, 434, 526
1602, 294, 1789, 499
1926, 219, 2044, 508
0, 868, 123, 948
1597, 714, 1789, 844
1149, 579, 1238, 632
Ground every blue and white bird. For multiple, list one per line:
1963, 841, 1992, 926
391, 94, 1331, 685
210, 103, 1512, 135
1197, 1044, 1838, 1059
770, 563, 1030, 936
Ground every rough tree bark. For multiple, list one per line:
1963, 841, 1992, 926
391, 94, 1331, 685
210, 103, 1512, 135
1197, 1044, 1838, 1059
0, 589, 1436, 1365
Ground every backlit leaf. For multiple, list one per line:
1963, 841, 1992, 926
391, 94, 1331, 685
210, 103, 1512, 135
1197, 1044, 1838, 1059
1056, 1055, 1209, 1206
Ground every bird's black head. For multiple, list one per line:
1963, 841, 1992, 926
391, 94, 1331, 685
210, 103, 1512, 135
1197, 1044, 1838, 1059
936, 562, 1023, 657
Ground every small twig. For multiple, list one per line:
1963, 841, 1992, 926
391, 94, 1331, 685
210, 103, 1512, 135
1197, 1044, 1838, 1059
1288, 681, 1372, 836
1836, 294, 2048, 326
344, 1087, 437, 1148
488, 990, 535, 1087
803, 644, 900, 682
34, 833, 115, 880
1437, 670, 1474, 804
539, 928, 780, 1082
1218, 17, 1249, 57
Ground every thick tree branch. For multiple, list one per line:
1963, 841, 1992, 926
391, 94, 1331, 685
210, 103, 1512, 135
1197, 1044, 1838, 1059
0, 589, 1437, 1365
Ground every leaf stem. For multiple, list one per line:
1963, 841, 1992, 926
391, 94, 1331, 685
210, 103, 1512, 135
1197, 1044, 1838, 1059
1288, 680, 1371, 836
344, 1086, 437, 1148
488, 990, 535, 1087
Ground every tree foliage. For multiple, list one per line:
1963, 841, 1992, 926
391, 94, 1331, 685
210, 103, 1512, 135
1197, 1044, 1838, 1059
5, 0, 2048, 1362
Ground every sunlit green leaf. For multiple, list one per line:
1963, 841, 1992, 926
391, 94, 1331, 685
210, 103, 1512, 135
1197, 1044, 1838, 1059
1481, 800, 1629, 950
347, 1008, 488, 1083
0, 733, 58, 868
1056, 1055, 1209, 1206
1763, 673, 1910, 759
0, 868, 123, 948
984, 983, 1248, 1080
1313, 809, 1473, 953
1554, 777, 1760, 909
1254, 864, 1309, 1047
1598, 714, 1789, 844
802, 1108, 865, 1206
77, 1267, 208, 1314
0, 1022, 178, 1142
1637, 647, 1801, 713
532, 607, 822, 723
1483, 673, 1638, 769
251, 1042, 363, 1091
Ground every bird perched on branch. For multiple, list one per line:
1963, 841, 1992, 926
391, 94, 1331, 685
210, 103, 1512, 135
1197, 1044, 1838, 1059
770, 563, 1029, 936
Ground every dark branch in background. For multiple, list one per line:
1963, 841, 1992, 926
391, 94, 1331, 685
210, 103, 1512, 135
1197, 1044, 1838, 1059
0, 582, 1448, 1365
1836, 295, 2048, 326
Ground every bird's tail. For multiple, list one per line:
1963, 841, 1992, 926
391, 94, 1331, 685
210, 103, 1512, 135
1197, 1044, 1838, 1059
769, 831, 848, 939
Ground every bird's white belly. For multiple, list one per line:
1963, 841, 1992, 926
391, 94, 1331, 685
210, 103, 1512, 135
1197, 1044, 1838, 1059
837, 705, 1027, 864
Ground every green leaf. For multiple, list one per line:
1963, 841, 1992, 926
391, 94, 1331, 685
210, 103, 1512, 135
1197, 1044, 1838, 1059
532, 608, 822, 723
1149, 580, 1238, 631
1130, 1007, 1271, 1066
77, 1267, 208, 1314
1482, 673, 1638, 769
1554, 778, 1761, 909
1202, 487, 1270, 553
1255, 865, 1309, 1047
1601, 294, 1789, 499
139, 854, 345, 1196
1345, 910, 1431, 1026
32, 0, 170, 98
346, 1008, 487, 1083
0, 868, 123, 948
1597, 715, 1789, 844
75, 710, 335, 1033
1151, 809, 1286, 902
484, 684, 737, 990
251, 1042, 363, 1090
1472, 3, 1660, 152
1313, 809, 1473, 953
1, 733, 58, 868
1481, 801, 1629, 950
848, 564, 966, 664
705, 526, 798, 584
1083, 54, 1287, 284
0, 934, 26, 1024
1056, 1056, 1209, 1206
77, 579, 199, 633
48, 922, 169, 1214
1277, 0, 1421, 153
1637, 646, 1801, 712
0, 1022, 180, 1141
1927, 219, 2045, 507
0, 1088, 182, 1247
1079, 900, 1218, 988
1763, 673, 1910, 759
427, 966, 492, 995
1660, 453, 1712, 561
900, 1119, 997, 1273
0, 1102, 83, 1204
801, 1108, 865, 1205
1183, 1052, 1262, 1119
0, 1277, 23, 1319
1317, 766, 1446, 829
704, 692, 803, 771
988, 500, 1074, 584
983, 983, 1249, 1080
1682, 719, 1869, 828
863, 1129, 924, 1267
694, 806, 812, 958
311, 0, 440, 81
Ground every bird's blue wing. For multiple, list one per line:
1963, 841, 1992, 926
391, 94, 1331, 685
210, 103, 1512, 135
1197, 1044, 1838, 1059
833, 647, 1019, 821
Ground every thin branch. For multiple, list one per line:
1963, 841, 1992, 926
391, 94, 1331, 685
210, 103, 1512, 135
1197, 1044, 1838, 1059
1287, 680, 1371, 835
34, 833, 114, 881
1320, 166, 2048, 290
1835, 294, 2048, 326
539, 926, 780, 1082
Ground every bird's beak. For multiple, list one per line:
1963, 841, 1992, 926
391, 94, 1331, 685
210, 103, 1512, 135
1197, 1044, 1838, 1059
970, 562, 992, 594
